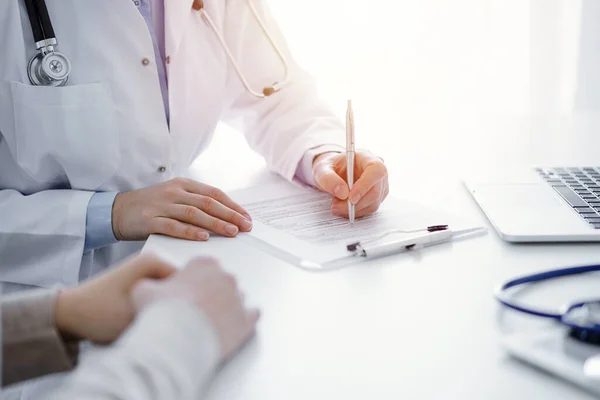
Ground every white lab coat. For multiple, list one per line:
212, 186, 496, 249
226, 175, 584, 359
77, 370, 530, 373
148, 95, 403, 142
0, 0, 345, 291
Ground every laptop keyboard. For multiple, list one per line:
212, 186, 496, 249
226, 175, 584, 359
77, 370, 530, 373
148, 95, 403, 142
537, 167, 600, 229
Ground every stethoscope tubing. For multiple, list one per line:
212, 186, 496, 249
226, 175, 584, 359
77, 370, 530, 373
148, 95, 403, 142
23, 0, 289, 96
494, 264, 600, 320
24, 0, 55, 43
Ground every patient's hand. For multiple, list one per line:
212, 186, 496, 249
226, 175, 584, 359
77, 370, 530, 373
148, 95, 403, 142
55, 253, 177, 344
131, 257, 260, 361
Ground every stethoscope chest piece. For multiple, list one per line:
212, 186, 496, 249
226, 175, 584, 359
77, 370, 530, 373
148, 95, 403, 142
562, 301, 600, 345
23, 0, 71, 86
28, 50, 71, 86
495, 264, 600, 345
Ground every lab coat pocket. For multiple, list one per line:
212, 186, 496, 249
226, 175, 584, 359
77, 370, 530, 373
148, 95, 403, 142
10, 81, 120, 189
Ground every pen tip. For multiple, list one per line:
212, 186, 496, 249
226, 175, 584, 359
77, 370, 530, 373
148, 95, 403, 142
347, 99, 352, 108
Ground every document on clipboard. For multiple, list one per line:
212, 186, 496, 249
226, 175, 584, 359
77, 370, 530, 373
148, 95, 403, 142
229, 180, 485, 270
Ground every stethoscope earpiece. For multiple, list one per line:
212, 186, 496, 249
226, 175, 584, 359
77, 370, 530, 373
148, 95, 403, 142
262, 83, 281, 97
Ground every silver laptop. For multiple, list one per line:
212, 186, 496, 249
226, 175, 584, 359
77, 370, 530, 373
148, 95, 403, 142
464, 167, 600, 242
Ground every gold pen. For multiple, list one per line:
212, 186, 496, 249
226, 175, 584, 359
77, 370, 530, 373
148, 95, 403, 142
346, 100, 355, 224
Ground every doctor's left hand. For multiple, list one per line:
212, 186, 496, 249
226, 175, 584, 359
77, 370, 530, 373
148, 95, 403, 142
112, 178, 253, 242
312, 151, 389, 219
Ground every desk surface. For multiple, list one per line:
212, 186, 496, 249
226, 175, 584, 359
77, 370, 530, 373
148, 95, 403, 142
144, 114, 600, 400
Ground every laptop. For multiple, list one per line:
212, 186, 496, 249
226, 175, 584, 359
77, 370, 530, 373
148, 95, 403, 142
464, 167, 600, 242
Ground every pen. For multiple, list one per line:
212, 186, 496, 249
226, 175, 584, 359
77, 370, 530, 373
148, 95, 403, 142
355, 229, 454, 258
346, 100, 355, 224
346, 226, 486, 258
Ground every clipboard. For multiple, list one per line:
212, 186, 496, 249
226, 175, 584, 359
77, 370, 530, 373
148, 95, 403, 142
230, 181, 486, 271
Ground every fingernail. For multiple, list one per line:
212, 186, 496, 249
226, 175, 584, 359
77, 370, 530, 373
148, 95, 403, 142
350, 193, 361, 204
241, 219, 252, 231
198, 232, 209, 241
226, 225, 238, 235
243, 214, 252, 221
334, 184, 345, 198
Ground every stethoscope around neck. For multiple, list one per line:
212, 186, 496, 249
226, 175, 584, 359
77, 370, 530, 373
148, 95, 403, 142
24, 0, 289, 98
495, 264, 600, 345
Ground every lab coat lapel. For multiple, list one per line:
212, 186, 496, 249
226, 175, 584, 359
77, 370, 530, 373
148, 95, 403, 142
164, 0, 194, 58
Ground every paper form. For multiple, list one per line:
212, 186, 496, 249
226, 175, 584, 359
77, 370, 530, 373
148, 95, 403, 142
229, 180, 480, 269
244, 191, 430, 245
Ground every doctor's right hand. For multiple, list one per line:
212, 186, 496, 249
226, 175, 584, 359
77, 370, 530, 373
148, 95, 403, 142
112, 178, 253, 241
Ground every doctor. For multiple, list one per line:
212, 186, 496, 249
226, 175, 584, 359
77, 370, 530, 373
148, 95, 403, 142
0, 0, 389, 291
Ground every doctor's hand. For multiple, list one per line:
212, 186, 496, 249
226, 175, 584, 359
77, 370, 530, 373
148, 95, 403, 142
131, 257, 260, 362
313, 151, 389, 219
55, 254, 177, 344
112, 178, 252, 242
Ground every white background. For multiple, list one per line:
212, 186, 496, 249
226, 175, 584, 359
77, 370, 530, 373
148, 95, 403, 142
194, 1, 588, 183
268, 0, 583, 116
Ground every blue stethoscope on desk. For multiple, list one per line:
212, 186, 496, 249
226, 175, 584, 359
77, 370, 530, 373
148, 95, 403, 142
495, 264, 600, 345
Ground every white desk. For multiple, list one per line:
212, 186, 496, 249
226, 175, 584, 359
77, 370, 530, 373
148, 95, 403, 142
144, 114, 600, 400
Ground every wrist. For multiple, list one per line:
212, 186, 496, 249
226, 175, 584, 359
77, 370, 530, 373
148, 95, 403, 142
111, 192, 124, 241
312, 151, 341, 168
55, 288, 83, 341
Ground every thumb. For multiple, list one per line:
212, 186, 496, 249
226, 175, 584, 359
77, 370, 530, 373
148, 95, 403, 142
313, 162, 349, 200
134, 253, 178, 280
246, 308, 261, 329
144, 259, 178, 280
